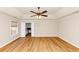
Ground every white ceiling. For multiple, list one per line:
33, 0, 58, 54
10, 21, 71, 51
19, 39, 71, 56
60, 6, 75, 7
15, 7, 62, 20
16, 7, 62, 15
0, 7, 79, 20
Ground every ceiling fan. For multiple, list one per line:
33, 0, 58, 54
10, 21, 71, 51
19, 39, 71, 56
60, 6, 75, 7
30, 7, 48, 19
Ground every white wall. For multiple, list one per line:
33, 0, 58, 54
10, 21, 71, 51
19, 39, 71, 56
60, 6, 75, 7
58, 12, 79, 48
33, 20, 57, 37
21, 20, 57, 37
20, 22, 26, 37
0, 12, 20, 48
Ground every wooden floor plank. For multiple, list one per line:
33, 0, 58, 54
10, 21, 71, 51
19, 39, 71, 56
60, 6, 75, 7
0, 35, 79, 52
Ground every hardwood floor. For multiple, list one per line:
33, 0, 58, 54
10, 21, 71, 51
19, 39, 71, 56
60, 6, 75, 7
0, 35, 79, 52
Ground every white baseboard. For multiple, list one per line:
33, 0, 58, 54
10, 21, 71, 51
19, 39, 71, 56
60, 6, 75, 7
32, 35, 58, 37
58, 36, 79, 48
0, 35, 20, 48
0, 35, 79, 49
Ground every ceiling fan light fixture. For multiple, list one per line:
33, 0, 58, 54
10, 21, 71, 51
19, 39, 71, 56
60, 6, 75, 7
30, 7, 48, 19
37, 15, 41, 19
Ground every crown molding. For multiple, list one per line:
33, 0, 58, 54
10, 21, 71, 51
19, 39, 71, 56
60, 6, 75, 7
56, 10, 79, 20
21, 19, 56, 20
21, 10, 79, 20
0, 9, 79, 20
0, 11, 20, 19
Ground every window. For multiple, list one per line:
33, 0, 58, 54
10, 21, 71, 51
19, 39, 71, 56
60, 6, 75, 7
10, 21, 18, 36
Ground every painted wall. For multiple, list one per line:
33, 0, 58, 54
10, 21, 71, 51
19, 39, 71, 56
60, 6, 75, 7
58, 12, 79, 48
33, 20, 57, 37
0, 12, 20, 48
21, 20, 57, 37
20, 22, 26, 37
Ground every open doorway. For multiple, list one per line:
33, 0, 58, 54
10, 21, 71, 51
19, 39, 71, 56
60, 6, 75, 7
25, 23, 31, 37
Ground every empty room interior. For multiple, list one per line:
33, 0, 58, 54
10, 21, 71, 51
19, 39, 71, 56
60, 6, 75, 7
0, 7, 79, 52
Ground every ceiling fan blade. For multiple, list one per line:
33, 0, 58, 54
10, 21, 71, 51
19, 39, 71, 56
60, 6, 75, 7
41, 15, 48, 17
41, 10, 48, 14
30, 11, 37, 14
31, 15, 37, 17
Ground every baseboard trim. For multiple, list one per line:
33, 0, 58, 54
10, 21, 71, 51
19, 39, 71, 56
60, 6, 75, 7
0, 36, 79, 49
58, 36, 79, 48
31, 35, 58, 37
0, 37, 21, 48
